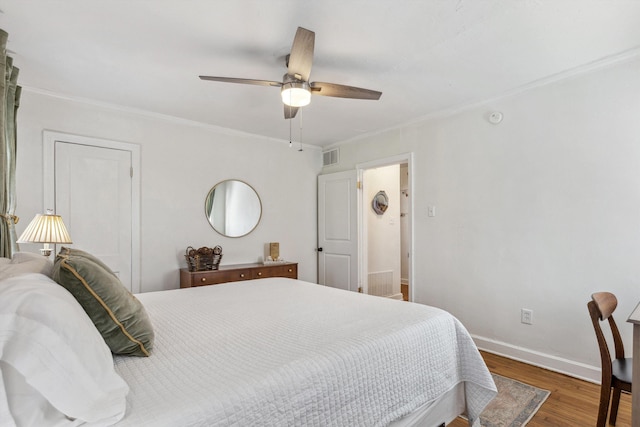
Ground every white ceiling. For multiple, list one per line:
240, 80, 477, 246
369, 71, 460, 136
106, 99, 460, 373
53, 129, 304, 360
1, 1, 639, 147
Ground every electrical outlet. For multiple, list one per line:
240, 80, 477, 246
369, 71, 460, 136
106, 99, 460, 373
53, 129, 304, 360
521, 308, 533, 325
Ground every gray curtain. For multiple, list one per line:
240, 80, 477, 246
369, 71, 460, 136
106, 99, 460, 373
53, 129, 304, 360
0, 29, 21, 258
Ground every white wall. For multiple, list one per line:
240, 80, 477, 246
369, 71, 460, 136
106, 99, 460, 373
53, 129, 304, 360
15, 91, 322, 292
364, 165, 401, 297
323, 55, 640, 382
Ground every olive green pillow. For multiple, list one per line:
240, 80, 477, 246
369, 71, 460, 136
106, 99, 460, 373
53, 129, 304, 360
52, 253, 154, 357
58, 246, 116, 277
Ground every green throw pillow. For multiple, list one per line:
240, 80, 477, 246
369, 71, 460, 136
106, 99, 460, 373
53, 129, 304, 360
52, 252, 154, 357
58, 246, 117, 277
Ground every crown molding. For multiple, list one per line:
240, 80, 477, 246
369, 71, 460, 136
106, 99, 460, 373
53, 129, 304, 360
329, 47, 640, 150
21, 86, 321, 152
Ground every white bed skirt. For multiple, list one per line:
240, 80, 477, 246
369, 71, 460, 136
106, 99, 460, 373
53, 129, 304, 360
391, 382, 467, 427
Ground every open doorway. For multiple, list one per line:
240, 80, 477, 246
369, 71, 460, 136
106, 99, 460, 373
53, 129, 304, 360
358, 154, 413, 302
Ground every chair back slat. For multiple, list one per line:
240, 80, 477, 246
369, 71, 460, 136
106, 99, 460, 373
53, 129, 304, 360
588, 300, 613, 377
590, 292, 625, 360
592, 292, 617, 320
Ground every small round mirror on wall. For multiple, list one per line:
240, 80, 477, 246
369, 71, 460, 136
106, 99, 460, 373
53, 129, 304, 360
372, 190, 389, 215
204, 180, 262, 238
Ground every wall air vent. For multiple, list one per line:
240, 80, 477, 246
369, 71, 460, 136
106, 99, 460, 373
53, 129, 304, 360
322, 148, 339, 167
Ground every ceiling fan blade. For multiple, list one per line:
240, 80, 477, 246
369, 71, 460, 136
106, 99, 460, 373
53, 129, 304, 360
199, 76, 282, 87
287, 27, 314, 81
310, 82, 382, 100
284, 105, 299, 119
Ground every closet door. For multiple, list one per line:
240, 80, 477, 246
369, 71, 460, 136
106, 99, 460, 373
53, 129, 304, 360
44, 132, 140, 293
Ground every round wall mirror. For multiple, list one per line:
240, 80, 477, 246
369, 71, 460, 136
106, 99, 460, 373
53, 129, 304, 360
205, 180, 262, 238
372, 190, 389, 215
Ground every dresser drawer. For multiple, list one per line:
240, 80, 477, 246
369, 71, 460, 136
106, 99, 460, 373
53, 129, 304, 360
189, 271, 222, 286
251, 267, 278, 279
282, 264, 297, 278
252, 264, 298, 279
216, 269, 253, 283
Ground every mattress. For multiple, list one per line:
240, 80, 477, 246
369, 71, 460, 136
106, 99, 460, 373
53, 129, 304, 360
112, 278, 496, 426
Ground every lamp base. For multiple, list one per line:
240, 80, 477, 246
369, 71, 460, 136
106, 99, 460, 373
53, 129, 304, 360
40, 243, 52, 257
39, 248, 52, 257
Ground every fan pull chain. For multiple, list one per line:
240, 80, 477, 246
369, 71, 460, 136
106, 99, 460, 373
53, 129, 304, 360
298, 108, 303, 151
288, 103, 292, 148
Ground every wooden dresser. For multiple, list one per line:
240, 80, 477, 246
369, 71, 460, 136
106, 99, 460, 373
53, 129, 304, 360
179, 262, 298, 288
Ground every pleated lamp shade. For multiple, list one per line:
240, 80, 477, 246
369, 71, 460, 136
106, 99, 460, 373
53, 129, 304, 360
18, 213, 72, 256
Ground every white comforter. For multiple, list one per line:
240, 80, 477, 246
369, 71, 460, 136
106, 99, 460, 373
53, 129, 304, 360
113, 278, 496, 426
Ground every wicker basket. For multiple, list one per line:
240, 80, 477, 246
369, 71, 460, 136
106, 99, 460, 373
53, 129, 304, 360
185, 246, 222, 271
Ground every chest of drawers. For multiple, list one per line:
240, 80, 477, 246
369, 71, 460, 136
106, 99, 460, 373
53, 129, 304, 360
179, 262, 298, 288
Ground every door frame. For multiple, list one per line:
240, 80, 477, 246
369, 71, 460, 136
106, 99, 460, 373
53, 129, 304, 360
43, 130, 141, 293
357, 153, 414, 301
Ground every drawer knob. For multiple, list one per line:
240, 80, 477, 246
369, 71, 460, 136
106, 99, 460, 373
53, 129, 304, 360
201, 278, 207, 282
257, 272, 262, 276
240, 273, 245, 278
288, 268, 292, 272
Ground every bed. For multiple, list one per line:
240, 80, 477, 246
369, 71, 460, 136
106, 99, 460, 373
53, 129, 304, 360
0, 252, 496, 427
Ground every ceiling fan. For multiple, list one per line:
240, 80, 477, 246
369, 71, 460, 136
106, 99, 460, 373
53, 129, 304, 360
199, 27, 382, 119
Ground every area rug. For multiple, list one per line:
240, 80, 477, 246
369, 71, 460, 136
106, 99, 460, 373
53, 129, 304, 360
479, 374, 550, 426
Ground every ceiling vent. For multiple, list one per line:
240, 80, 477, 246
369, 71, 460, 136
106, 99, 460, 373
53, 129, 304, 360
323, 149, 339, 167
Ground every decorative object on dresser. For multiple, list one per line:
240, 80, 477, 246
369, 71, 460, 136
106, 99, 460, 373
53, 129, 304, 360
180, 262, 297, 288
270, 242, 279, 260
185, 246, 222, 271
17, 210, 73, 257
265, 241, 286, 263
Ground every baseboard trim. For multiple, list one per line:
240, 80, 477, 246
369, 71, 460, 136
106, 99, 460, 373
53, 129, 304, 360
472, 335, 601, 384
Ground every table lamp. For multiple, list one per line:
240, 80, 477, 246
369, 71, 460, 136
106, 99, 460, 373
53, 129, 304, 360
17, 210, 73, 257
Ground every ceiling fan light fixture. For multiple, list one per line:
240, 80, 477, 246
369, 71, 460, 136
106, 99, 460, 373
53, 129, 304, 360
199, 27, 382, 120
281, 82, 311, 107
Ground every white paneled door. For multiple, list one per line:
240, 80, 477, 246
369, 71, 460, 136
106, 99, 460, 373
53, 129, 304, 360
44, 132, 139, 292
317, 170, 359, 292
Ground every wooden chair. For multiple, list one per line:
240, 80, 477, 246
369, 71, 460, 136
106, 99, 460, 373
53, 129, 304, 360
587, 292, 632, 426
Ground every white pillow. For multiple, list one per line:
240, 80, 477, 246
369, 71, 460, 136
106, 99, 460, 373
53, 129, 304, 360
10, 251, 48, 263
0, 252, 53, 281
0, 273, 129, 425
0, 259, 12, 282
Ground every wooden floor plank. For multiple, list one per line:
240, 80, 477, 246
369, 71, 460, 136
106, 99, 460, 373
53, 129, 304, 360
447, 351, 632, 426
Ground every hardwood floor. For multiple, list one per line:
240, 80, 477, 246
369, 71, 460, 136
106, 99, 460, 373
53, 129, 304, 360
447, 351, 632, 427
